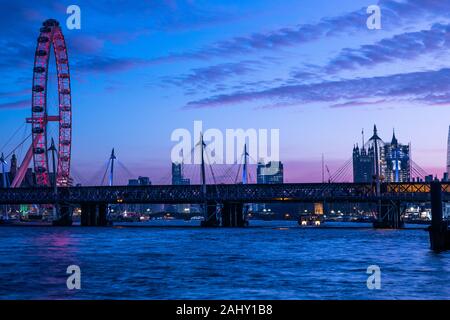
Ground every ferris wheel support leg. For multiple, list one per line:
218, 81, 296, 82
11, 142, 35, 188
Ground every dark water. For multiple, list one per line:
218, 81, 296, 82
0, 221, 448, 300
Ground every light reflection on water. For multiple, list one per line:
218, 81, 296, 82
0, 221, 448, 300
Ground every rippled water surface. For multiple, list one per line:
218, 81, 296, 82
0, 221, 449, 299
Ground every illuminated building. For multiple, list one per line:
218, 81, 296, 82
172, 162, 190, 185
352, 144, 375, 182
257, 161, 283, 184
382, 131, 410, 182
353, 126, 411, 183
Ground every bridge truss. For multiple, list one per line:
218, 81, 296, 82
0, 183, 449, 205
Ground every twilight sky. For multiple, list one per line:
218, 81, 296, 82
1, 0, 450, 184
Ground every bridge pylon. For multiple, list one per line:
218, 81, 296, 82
221, 202, 247, 227
201, 201, 248, 227
373, 200, 403, 229
80, 203, 108, 226
200, 202, 221, 227
428, 181, 450, 251
373, 184, 404, 229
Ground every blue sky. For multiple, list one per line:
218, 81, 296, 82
1, 0, 450, 183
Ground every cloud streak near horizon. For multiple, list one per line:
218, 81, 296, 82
185, 68, 450, 109
150, 0, 450, 65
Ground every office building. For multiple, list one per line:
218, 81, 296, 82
352, 126, 411, 183
257, 161, 283, 184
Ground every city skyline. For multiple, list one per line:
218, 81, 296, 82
1, 1, 450, 305
1, 0, 450, 183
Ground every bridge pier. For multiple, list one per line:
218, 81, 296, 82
80, 203, 108, 226
200, 203, 220, 227
200, 202, 248, 227
221, 202, 247, 227
52, 204, 73, 226
373, 183, 404, 229
428, 182, 450, 251
373, 200, 403, 229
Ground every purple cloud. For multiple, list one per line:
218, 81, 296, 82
151, 9, 368, 64
0, 40, 35, 71
330, 99, 388, 108
185, 68, 450, 109
0, 100, 29, 109
0, 89, 29, 98
325, 23, 450, 73
69, 35, 105, 55
162, 60, 260, 89
73, 56, 151, 73
85, 0, 237, 33
150, 0, 450, 64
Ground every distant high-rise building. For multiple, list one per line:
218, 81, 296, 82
138, 176, 151, 186
257, 161, 283, 184
128, 176, 151, 186
447, 125, 450, 176
352, 144, 375, 182
125, 176, 152, 213
10, 154, 17, 178
170, 163, 191, 213
382, 131, 410, 182
353, 126, 411, 183
128, 179, 139, 186
353, 128, 376, 183
172, 162, 190, 185
254, 160, 283, 213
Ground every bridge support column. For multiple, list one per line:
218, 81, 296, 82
221, 202, 246, 227
52, 204, 73, 226
373, 183, 404, 229
200, 203, 220, 227
373, 200, 403, 229
428, 182, 450, 251
98, 203, 108, 226
81, 203, 109, 226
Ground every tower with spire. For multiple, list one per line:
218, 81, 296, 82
384, 129, 410, 182
10, 154, 17, 179
352, 128, 375, 182
353, 126, 410, 183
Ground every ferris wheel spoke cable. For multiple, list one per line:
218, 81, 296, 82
5, 133, 32, 160
16, 123, 29, 163
0, 122, 26, 156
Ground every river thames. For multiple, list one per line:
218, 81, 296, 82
0, 221, 448, 299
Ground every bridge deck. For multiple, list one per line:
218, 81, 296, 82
0, 183, 449, 205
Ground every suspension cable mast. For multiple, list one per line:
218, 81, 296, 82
109, 148, 116, 187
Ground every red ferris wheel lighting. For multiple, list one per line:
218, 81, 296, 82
12, 19, 72, 187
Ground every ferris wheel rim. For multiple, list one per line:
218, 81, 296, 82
31, 19, 72, 187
